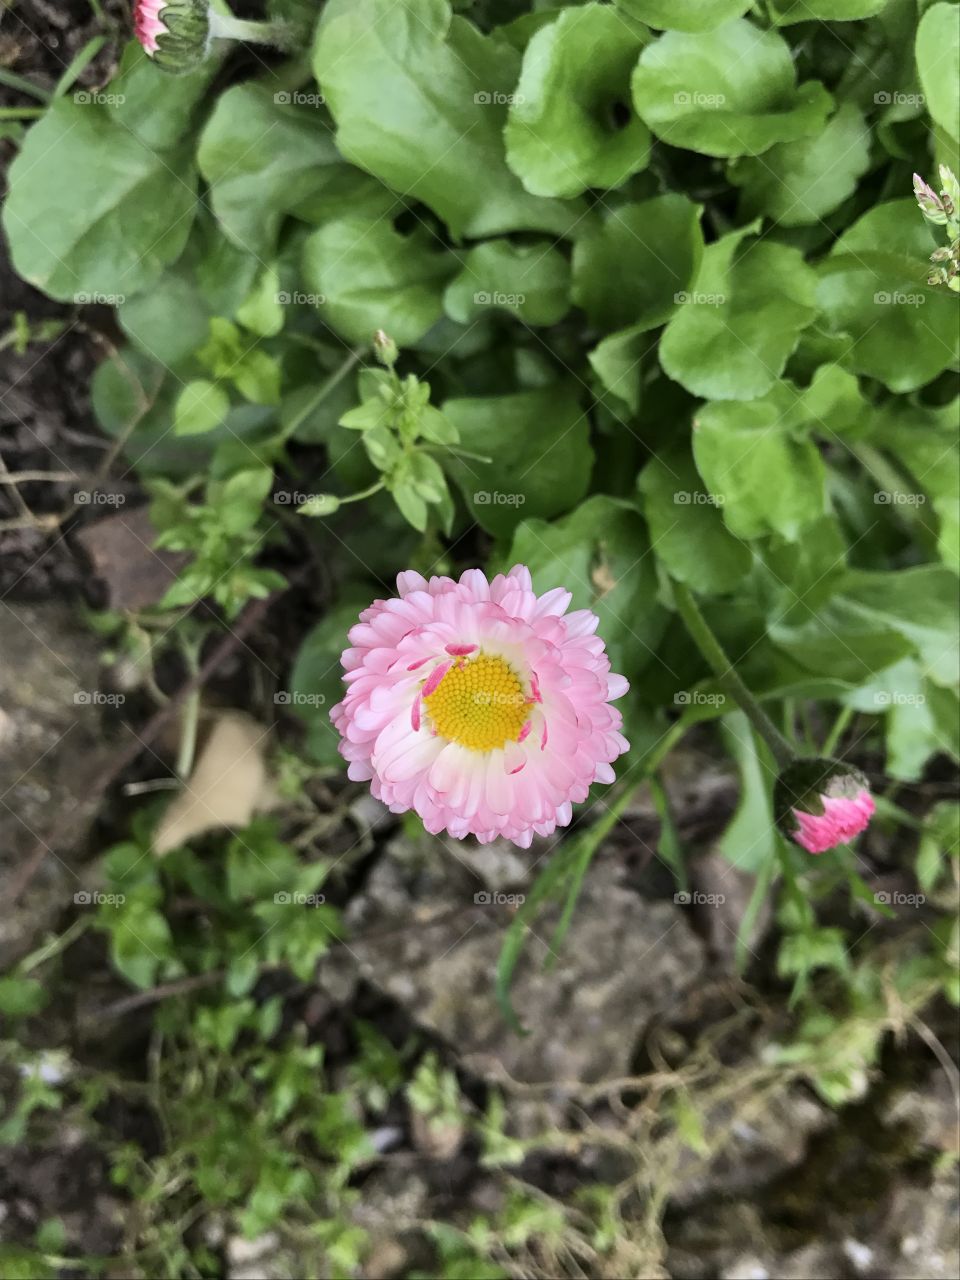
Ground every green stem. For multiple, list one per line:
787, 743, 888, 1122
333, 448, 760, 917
341, 480, 385, 505
672, 580, 795, 771
208, 12, 299, 49
281, 349, 362, 441
821, 704, 854, 759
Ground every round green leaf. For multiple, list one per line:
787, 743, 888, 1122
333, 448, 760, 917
631, 19, 832, 157
660, 232, 817, 401
817, 200, 960, 392
916, 3, 960, 143
769, 0, 887, 21
692, 385, 827, 541
197, 83, 341, 257
302, 215, 456, 345
174, 380, 230, 437
615, 0, 752, 32
3, 98, 196, 301
728, 103, 871, 226
442, 384, 593, 537
572, 194, 704, 332
638, 443, 751, 594
505, 3, 650, 199
313, 0, 577, 238
443, 240, 571, 326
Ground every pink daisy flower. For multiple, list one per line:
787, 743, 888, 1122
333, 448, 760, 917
133, 0, 168, 55
791, 789, 876, 855
331, 565, 630, 848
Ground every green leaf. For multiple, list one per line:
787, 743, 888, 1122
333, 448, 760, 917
197, 83, 340, 257
0, 977, 48, 1016
615, 0, 752, 31
769, 0, 887, 19
916, 2, 960, 142
108, 904, 175, 990
587, 323, 650, 413
442, 384, 593, 537
313, 0, 578, 238
111, 39, 216, 150
572, 194, 704, 332
631, 19, 832, 157
214, 466, 275, 535
174, 380, 230, 437
443, 240, 571, 326
691, 385, 827, 540
718, 714, 778, 873
817, 200, 960, 392
303, 215, 455, 345
869, 399, 960, 572
771, 567, 959, 686
119, 274, 214, 367
391, 479, 430, 532
638, 442, 751, 594
661, 232, 816, 400
504, 3, 650, 199
3, 98, 196, 301
506, 495, 667, 680
236, 266, 285, 338
729, 103, 871, 226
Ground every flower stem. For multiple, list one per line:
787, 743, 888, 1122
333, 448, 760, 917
671, 580, 795, 770
208, 12, 298, 50
280, 348, 362, 441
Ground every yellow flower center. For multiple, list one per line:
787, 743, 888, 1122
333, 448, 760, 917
424, 654, 528, 752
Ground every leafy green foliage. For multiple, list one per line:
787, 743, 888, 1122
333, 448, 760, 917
631, 19, 832, 156
505, 3, 651, 198
2, 7, 959, 1268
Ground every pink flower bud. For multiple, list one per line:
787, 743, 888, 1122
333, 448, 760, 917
775, 758, 875, 855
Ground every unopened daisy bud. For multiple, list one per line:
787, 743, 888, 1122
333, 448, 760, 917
373, 329, 399, 369
134, 1, 211, 74
913, 172, 947, 224
774, 758, 875, 856
297, 494, 341, 517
